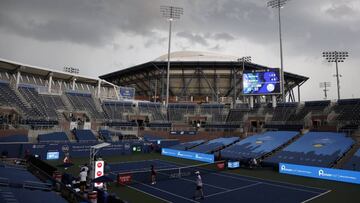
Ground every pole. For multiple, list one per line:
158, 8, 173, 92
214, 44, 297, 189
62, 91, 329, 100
233, 67, 237, 105
278, 2, 285, 102
335, 59, 340, 100
166, 20, 172, 107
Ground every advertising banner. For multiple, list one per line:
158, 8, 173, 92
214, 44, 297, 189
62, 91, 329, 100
279, 163, 360, 185
161, 148, 214, 163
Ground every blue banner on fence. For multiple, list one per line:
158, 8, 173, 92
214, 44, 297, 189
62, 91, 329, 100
161, 148, 214, 163
119, 87, 135, 99
279, 163, 360, 185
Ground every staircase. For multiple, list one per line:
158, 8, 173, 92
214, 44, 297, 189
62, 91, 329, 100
60, 94, 74, 111
333, 144, 359, 168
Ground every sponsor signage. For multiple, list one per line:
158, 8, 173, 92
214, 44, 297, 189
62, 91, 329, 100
94, 161, 104, 188
161, 148, 214, 163
46, 151, 59, 160
118, 174, 132, 185
170, 131, 197, 135
279, 163, 360, 185
119, 87, 135, 99
228, 161, 240, 169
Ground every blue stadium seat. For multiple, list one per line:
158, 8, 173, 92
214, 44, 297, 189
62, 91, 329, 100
265, 132, 355, 167
0, 135, 28, 142
342, 149, 360, 171
38, 132, 69, 143
170, 140, 205, 150
190, 137, 239, 153
74, 130, 97, 142
221, 131, 299, 160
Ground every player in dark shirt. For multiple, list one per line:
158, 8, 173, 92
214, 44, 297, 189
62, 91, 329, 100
151, 165, 156, 185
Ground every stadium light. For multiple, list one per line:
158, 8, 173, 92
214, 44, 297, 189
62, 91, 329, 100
237, 56, 252, 103
267, 0, 290, 102
322, 51, 349, 100
161, 5, 183, 106
319, 82, 331, 100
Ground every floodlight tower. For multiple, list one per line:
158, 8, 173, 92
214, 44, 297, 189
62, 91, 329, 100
322, 51, 349, 100
267, 0, 290, 102
237, 56, 252, 103
160, 5, 183, 106
319, 82, 331, 100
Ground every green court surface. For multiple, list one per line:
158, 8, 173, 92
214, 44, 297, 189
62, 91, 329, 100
47, 153, 360, 203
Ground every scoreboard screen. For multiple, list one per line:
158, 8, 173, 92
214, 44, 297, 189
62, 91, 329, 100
242, 69, 281, 95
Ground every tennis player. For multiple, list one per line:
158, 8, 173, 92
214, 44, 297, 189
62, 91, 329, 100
193, 171, 204, 200
150, 165, 156, 185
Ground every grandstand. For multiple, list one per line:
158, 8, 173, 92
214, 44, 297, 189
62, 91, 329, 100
264, 132, 355, 167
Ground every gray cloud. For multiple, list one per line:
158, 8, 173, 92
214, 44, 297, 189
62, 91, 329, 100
213, 32, 235, 41
176, 31, 209, 46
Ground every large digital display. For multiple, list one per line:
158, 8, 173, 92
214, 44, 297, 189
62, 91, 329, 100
243, 69, 281, 95
161, 148, 214, 163
279, 163, 360, 185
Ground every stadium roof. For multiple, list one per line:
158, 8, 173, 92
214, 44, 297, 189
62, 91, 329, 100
154, 51, 239, 62
0, 58, 116, 86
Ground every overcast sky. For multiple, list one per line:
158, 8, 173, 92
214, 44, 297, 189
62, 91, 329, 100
0, 0, 359, 101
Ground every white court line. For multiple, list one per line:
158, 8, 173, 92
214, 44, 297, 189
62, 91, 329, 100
169, 175, 229, 191
127, 184, 173, 203
109, 159, 158, 165
205, 182, 262, 198
211, 172, 322, 195
160, 159, 327, 192
138, 182, 200, 203
301, 190, 332, 203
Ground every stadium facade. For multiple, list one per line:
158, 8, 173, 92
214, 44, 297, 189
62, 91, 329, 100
100, 51, 308, 103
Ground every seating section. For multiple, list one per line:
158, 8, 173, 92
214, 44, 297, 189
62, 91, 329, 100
74, 130, 97, 142
271, 103, 298, 122
0, 187, 68, 203
0, 135, 28, 142
333, 99, 360, 124
289, 100, 330, 121
190, 137, 239, 153
221, 131, 299, 160
38, 132, 69, 143
98, 129, 113, 142
102, 101, 133, 121
0, 81, 37, 118
170, 140, 205, 150
342, 149, 360, 171
226, 109, 249, 124
18, 85, 65, 119
167, 103, 196, 122
200, 103, 227, 123
265, 132, 355, 167
66, 91, 104, 119
138, 102, 165, 121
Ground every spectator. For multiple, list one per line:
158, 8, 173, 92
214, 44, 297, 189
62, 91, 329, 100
79, 168, 87, 192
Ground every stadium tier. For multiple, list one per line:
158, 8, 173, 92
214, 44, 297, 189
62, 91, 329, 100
138, 102, 165, 121
342, 149, 360, 171
220, 131, 299, 160
189, 137, 240, 153
38, 132, 69, 143
167, 103, 196, 122
66, 91, 104, 119
102, 100, 133, 121
169, 139, 206, 150
264, 132, 355, 167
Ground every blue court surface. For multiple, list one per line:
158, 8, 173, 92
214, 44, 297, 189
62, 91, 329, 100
111, 160, 331, 203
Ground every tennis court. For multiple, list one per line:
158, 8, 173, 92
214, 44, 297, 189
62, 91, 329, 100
111, 159, 331, 203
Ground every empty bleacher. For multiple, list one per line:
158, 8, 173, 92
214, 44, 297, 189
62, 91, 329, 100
102, 100, 133, 121
333, 99, 360, 125
169, 140, 205, 151
221, 131, 299, 161
271, 102, 298, 122
0, 134, 28, 142
167, 103, 196, 122
18, 84, 65, 119
38, 132, 69, 143
200, 103, 227, 123
74, 129, 97, 142
66, 91, 104, 119
189, 137, 239, 154
98, 129, 113, 142
342, 149, 360, 171
265, 132, 355, 167
138, 102, 165, 121
289, 100, 330, 121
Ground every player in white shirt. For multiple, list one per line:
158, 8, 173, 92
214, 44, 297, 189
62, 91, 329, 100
193, 171, 204, 200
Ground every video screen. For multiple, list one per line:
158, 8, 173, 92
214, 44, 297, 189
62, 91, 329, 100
46, 151, 59, 160
228, 161, 240, 169
243, 69, 281, 95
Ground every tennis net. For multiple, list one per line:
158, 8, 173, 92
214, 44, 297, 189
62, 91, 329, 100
117, 161, 224, 185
